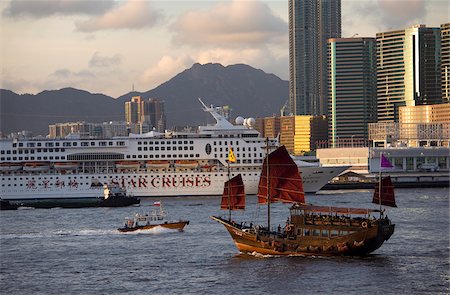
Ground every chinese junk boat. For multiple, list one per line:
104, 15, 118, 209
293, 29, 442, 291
211, 146, 396, 256
118, 202, 189, 233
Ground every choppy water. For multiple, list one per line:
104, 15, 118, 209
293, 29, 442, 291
1, 188, 449, 294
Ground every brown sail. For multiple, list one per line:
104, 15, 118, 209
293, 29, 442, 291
373, 176, 397, 207
221, 174, 245, 210
257, 146, 305, 204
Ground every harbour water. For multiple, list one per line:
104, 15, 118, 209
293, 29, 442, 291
1, 188, 449, 294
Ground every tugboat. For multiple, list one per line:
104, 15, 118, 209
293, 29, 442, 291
97, 184, 140, 207
0, 199, 20, 210
118, 201, 189, 232
211, 145, 396, 256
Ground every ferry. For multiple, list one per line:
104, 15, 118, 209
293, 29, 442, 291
0, 99, 345, 206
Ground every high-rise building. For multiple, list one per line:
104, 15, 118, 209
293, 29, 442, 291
125, 96, 145, 124
376, 25, 442, 122
146, 98, 166, 132
124, 96, 166, 132
441, 23, 450, 103
289, 0, 341, 116
255, 115, 327, 155
328, 38, 377, 146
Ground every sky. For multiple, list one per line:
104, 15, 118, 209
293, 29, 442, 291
1, 0, 448, 98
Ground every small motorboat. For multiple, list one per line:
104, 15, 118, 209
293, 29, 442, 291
0, 199, 20, 210
98, 184, 140, 207
118, 202, 189, 232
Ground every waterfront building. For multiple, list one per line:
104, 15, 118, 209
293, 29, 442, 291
442, 23, 450, 103
289, 0, 341, 116
261, 116, 280, 139
368, 147, 449, 173
376, 25, 442, 122
369, 103, 450, 148
282, 115, 328, 155
256, 115, 327, 155
328, 37, 377, 147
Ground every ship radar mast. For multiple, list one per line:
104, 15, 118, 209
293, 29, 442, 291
198, 98, 235, 129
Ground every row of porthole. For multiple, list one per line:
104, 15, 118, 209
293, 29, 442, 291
0, 169, 262, 181
1, 173, 261, 182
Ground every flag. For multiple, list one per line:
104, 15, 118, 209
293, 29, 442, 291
380, 154, 393, 169
153, 201, 161, 206
228, 148, 236, 163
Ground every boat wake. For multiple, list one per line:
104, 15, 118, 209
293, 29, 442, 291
117, 226, 178, 235
3, 229, 117, 239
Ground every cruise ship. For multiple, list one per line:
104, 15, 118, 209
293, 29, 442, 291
0, 99, 346, 206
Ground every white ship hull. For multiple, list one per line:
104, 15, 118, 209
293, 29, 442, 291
0, 99, 346, 204
0, 165, 345, 203
300, 165, 349, 193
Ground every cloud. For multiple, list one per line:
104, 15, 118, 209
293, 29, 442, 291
171, 0, 287, 47
75, 0, 164, 32
196, 47, 288, 78
140, 55, 194, 89
3, 0, 115, 18
378, 0, 426, 29
342, 0, 429, 36
89, 52, 122, 68
139, 47, 288, 91
50, 69, 95, 79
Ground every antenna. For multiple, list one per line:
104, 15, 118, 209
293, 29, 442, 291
350, 33, 359, 38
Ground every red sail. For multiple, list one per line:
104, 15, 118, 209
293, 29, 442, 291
257, 146, 305, 204
373, 176, 397, 207
221, 174, 246, 210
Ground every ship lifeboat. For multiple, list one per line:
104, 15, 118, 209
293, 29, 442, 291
146, 160, 170, 169
116, 161, 141, 170
54, 162, 79, 170
0, 162, 23, 172
175, 160, 198, 169
200, 164, 216, 172
23, 162, 51, 172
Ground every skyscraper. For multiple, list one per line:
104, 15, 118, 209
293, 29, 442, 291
289, 0, 341, 116
146, 98, 166, 132
377, 25, 442, 122
441, 23, 450, 103
328, 37, 377, 146
125, 96, 146, 124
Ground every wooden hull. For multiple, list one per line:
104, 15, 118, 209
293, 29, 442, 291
117, 220, 189, 232
211, 216, 395, 256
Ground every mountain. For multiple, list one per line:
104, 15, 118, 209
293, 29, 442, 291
1, 63, 288, 135
0, 88, 122, 136
141, 63, 288, 128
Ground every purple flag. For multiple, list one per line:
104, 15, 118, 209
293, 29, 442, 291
380, 154, 393, 168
